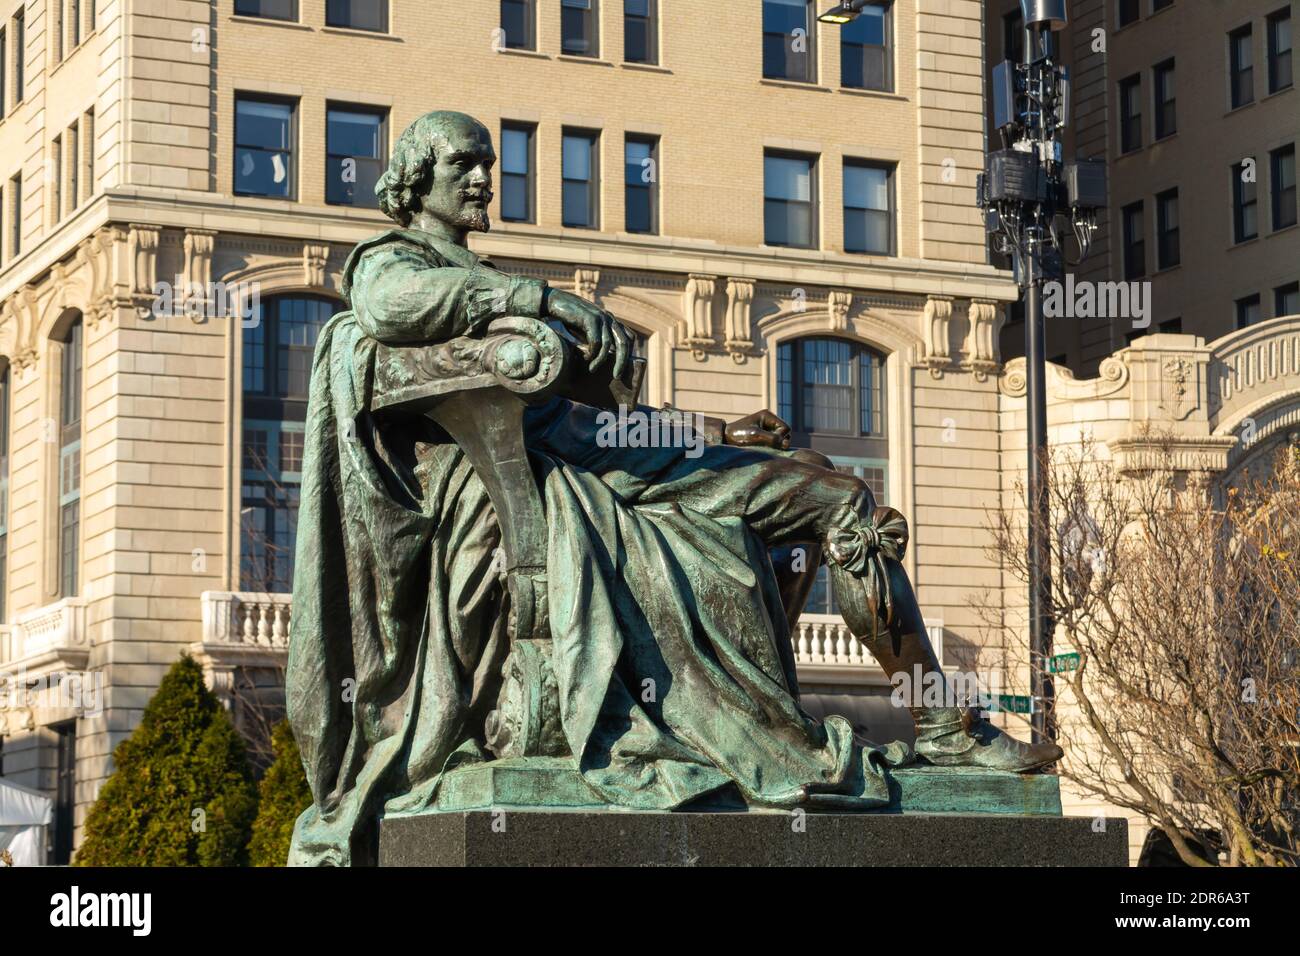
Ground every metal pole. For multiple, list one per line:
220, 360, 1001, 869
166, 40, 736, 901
1024, 22, 1056, 745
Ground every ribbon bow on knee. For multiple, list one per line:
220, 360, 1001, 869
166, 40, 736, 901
825, 506, 910, 628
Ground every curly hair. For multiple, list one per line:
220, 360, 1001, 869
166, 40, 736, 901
375, 111, 487, 226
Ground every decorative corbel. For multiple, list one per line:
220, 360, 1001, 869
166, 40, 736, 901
827, 290, 853, 334
574, 268, 600, 303
127, 224, 161, 318
681, 274, 718, 360
963, 299, 1004, 382
921, 294, 954, 379
182, 229, 218, 322
303, 243, 330, 290
724, 277, 756, 361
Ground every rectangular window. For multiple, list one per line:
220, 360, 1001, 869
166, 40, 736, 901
50, 136, 62, 225
1119, 75, 1142, 153
234, 0, 298, 20
1272, 143, 1297, 230
624, 135, 658, 234
841, 2, 891, 91
843, 160, 894, 255
326, 0, 388, 33
8, 174, 19, 259
624, 0, 656, 65
1153, 59, 1176, 139
326, 104, 386, 207
1230, 25, 1254, 109
764, 151, 817, 248
500, 0, 536, 50
1276, 282, 1300, 317
235, 96, 296, 199
1003, 10, 1024, 63
53, 0, 64, 63
59, 321, 82, 598
67, 123, 79, 214
1122, 201, 1145, 280
1269, 8, 1293, 93
14, 10, 24, 103
1118, 0, 1139, 27
71, 0, 82, 48
81, 108, 95, 204
562, 129, 599, 228
1236, 293, 1262, 329
1, 27, 6, 119
561, 0, 598, 58
1234, 160, 1259, 242
1156, 189, 1179, 269
763, 0, 814, 83
500, 122, 535, 223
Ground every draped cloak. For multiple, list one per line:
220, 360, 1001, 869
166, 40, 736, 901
286, 230, 897, 866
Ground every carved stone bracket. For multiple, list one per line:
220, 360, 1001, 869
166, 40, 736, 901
921, 295, 954, 378
828, 289, 853, 334
681, 274, 718, 360
964, 299, 1004, 382
182, 229, 218, 323
574, 268, 600, 303
127, 224, 160, 318
303, 243, 331, 290
724, 277, 757, 361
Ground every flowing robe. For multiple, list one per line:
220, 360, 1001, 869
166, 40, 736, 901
287, 229, 897, 866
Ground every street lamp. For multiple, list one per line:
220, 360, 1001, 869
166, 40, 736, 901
817, 1, 868, 25
977, 0, 1105, 744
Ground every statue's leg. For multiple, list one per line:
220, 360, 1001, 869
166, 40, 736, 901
824, 485, 1063, 772
578, 435, 1060, 771
769, 542, 822, 632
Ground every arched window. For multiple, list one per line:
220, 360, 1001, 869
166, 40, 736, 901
777, 336, 889, 614
58, 318, 84, 597
240, 294, 337, 592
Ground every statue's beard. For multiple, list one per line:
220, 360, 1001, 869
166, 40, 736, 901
458, 205, 491, 233
450, 191, 492, 233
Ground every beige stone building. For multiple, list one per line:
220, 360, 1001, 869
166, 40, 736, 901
0, 0, 1292, 866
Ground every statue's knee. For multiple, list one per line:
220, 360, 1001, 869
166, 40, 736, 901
790, 448, 835, 471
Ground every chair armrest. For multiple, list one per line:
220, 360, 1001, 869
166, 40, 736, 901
370, 317, 573, 414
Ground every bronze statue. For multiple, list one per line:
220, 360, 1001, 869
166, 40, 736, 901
286, 111, 1061, 866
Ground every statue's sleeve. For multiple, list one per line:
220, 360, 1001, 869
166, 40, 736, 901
350, 242, 548, 344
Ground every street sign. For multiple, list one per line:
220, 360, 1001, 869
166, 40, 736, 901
1048, 652, 1080, 673
989, 694, 1035, 714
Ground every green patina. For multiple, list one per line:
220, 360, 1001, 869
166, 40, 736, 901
285, 111, 1063, 867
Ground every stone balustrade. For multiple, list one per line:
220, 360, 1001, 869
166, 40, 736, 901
0, 599, 89, 676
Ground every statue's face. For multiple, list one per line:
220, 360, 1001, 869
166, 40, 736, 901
419, 120, 496, 234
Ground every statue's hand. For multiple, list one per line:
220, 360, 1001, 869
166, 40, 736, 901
724, 409, 792, 450
544, 289, 632, 379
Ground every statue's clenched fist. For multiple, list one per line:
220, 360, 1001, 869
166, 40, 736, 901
544, 289, 633, 380
724, 409, 792, 450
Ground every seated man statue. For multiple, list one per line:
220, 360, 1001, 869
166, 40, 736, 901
287, 111, 1061, 866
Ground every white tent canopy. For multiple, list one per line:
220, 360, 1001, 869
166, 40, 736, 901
0, 778, 53, 866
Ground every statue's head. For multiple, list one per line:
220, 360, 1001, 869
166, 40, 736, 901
376, 111, 496, 236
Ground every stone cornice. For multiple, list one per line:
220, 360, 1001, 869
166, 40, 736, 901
1, 189, 1018, 308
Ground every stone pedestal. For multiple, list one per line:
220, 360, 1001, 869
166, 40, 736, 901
378, 810, 1128, 866
378, 758, 1126, 866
